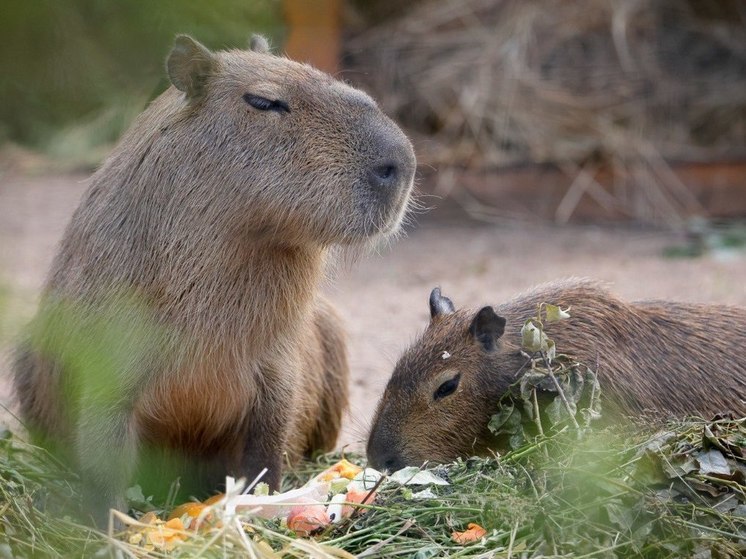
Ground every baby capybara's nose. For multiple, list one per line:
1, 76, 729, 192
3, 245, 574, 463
368, 452, 406, 474
367, 421, 410, 473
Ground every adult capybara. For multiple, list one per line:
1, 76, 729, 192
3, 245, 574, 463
14, 34, 415, 524
367, 279, 746, 471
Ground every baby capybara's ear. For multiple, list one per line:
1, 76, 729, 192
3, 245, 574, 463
429, 287, 456, 319
469, 306, 506, 351
167, 35, 217, 101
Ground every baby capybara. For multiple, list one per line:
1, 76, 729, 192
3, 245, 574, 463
368, 279, 746, 471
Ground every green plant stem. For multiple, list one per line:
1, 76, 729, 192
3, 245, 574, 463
541, 351, 581, 432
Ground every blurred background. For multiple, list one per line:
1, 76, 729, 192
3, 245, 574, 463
2, 0, 746, 223
1, 0, 745, 447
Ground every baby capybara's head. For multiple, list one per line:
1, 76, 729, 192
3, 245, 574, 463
367, 288, 518, 471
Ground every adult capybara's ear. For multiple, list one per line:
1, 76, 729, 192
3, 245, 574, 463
429, 287, 456, 319
469, 306, 506, 351
249, 34, 270, 54
167, 35, 217, 101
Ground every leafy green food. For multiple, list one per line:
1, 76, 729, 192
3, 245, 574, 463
3, 296, 744, 557
1, 418, 745, 557
491, 302, 602, 448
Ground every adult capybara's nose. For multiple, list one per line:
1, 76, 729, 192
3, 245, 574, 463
367, 160, 400, 191
365, 130, 416, 206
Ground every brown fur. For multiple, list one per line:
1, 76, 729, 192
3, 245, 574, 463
367, 278, 746, 471
13, 34, 415, 523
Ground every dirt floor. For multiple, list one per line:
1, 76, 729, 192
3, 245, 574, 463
1, 172, 745, 452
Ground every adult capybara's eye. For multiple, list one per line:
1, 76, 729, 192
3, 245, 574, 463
434, 373, 461, 401
243, 93, 290, 113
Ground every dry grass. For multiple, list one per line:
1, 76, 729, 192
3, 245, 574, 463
1, 417, 745, 558
344, 0, 746, 225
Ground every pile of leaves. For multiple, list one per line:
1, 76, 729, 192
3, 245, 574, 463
488, 302, 602, 450
1, 416, 745, 557
3, 299, 744, 557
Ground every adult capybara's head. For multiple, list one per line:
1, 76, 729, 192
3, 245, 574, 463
367, 288, 516, 471
115, 35, 415, 246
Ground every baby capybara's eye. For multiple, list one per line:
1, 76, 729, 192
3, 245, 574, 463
434, 373, 461, 400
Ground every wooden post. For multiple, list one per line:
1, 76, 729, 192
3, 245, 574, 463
283, 0, 342, 74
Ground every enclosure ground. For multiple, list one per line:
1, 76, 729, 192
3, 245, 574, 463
1, 172, 745, 448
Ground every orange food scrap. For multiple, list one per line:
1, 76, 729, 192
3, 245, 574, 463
342, 487, 376, 517
287, 504, 332, 536
168, 494, 224, 530
164, 518, 185, 530
147, 517, 186, 550
169, 501, 208, 521
128, 515, 187, 551
318, 458, 363, 481
204, 493, 224, 505
451, 523, 487, 544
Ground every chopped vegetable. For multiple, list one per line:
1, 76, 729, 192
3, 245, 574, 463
452, 523, 487, 544
315, 458, 363, 482
287, 503, 332, 536
127, 512, 188, 551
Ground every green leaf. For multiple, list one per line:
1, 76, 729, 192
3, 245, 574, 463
696, 449, 731, 476
509, 432, 526, 449
253, 481, 270, 496
604, 499, 636, 532
488, 402, 525, 443
414, 546, 441, 559
519, 376, 542, 420
521, 319, 547, 352
124, 484, 153, 511
545, 396, 576, 427
545, 304, 571, 323
488, 402, 516, 434
521, 319, 543, 353
670, 456, 699, 478
124, 484, 146, 503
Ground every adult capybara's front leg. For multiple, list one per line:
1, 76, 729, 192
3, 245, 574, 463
76, 399, 139, 527
235, 372, 294, 491
304, 300, 349, 455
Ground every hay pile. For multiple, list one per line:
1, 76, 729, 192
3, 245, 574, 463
2, 419, 745, 558
344, 0, 746, 224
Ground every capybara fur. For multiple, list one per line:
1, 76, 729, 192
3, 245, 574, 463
13, 34, 415, 524
367, 279, 746, 471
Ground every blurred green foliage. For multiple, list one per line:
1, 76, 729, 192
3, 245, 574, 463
0, 0, 283, 163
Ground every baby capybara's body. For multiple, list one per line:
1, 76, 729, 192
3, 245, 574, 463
14, 34, 415, 523
367, 279, 746, 471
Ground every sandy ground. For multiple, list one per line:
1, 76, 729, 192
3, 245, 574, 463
1, 172, 745, 452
